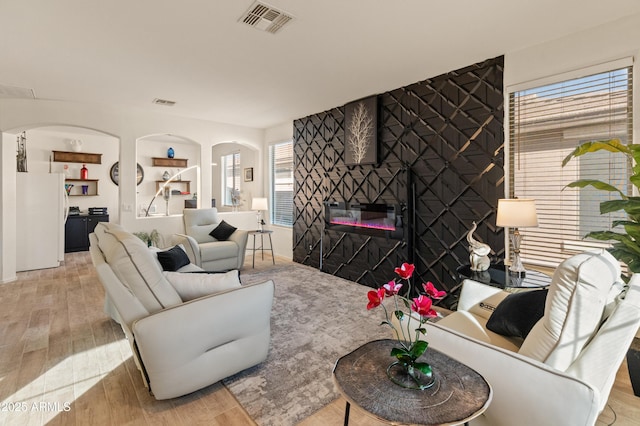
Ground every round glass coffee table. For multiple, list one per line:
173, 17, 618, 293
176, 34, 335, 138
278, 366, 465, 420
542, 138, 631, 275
333, 339, 492, 425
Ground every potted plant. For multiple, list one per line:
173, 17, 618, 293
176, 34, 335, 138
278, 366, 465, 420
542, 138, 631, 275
133, 229, 160, 247
562, 138, 640, 396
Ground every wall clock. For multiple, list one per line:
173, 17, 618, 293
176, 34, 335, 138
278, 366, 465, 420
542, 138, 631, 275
110, 162, 144, 186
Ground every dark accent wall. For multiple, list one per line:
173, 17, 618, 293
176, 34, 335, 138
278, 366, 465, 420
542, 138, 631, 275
293, 56, 505, 292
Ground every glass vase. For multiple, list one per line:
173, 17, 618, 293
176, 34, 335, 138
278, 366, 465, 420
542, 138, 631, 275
386, 361, 436, 390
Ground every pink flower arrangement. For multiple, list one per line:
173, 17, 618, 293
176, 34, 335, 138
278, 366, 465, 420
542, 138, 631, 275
366, 263, 446, 384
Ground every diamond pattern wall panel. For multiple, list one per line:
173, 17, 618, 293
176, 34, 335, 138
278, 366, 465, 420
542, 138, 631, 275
293, 56, 505, 293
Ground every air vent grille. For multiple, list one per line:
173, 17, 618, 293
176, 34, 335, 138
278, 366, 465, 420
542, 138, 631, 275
0, 84, 35, 99
240, 1, 293, 34
153, 98, 176, 106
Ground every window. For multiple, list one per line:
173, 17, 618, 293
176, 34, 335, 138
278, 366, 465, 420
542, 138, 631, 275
508, 61, 633, 268
269, 141, 294, 226
222, 152, 241, 206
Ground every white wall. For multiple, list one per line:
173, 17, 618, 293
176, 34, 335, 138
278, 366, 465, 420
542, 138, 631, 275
0, 98, 264, 282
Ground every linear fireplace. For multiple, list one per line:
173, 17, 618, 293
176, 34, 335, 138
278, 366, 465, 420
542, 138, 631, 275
325, 202, 404, 239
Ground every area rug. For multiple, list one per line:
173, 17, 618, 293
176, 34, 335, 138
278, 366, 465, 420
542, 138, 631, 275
223, 263, 390, 426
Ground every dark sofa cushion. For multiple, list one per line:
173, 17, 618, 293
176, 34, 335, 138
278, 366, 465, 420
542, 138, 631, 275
486, 289, 548, 338
209, 220, 237, 241
156, 245, 191, 272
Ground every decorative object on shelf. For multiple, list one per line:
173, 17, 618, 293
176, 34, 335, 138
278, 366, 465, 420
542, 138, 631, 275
63, 164, 70, 177
163, 185, 171, 216
244, 167, 254, 182
496, 198, 539, 275
366, 263, 446, 390
16, 131, 27, 172
68, 139, 83, 152
65, 183, 74, 195
167, 147, 175, 158
144, 165, 199, 217
109, 162, 144, 186
252, 197, 268, 232
467, 221, 491, 271
80, 164, 88, 180
81, 185, 89, 195
162, 170, 170, 181
345, 96, 378, 165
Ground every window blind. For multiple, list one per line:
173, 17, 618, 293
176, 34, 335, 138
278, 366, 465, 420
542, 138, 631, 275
269, 141, 294, 226
508, 64, 633, 268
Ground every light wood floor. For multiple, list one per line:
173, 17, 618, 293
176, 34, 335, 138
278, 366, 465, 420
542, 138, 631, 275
1, 252, 638, 425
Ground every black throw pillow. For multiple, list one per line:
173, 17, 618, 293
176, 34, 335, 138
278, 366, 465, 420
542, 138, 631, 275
486, 289, 548, 339
209, 220, 237, 241
156, 245, 191, 272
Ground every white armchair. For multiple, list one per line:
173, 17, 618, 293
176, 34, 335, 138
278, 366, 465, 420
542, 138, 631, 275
174, 208, 248, 272
89, 222, 273, 400
424, 250, 640, 426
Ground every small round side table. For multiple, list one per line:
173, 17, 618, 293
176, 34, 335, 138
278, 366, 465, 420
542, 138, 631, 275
333, 339, 492, 426
248, 230, 275, 268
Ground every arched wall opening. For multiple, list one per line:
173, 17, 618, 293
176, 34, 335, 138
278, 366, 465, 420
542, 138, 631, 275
136, 134, 201, 218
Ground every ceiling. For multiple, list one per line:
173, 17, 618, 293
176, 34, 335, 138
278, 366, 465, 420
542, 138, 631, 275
2, 1, 640, 129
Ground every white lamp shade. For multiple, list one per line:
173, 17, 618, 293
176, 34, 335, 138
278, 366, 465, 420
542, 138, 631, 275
496, 198, 538, 227
252, 197, 268, 211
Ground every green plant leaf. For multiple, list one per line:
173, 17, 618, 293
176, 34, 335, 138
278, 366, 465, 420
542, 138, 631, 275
599, 199, 640, 215
564, 179, 626, 197
415, 327, 426, 336
394, 310, 404, 321
561, 139, 626, 167
410, 340, 428, 358
413, 362, 432, 376
585, 230, 630, 243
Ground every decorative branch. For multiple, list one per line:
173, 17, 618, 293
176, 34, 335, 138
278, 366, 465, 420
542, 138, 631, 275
348, 102, 374, 164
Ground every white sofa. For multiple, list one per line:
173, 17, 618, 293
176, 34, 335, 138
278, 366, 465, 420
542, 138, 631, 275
420, 250, 640, 426
89, 222, 274, 399
174, 208, 248, 272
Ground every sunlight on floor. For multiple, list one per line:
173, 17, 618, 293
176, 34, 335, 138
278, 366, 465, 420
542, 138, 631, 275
1, 341, 128, 425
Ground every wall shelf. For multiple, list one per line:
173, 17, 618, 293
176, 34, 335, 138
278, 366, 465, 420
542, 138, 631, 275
152, 157, 188, 168
155, 180, 190, 194
65, 179, 99, 196
53, 150, 102, 164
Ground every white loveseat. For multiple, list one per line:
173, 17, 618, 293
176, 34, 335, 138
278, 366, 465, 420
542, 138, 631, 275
89, 222, 274, 399
423, 250, 640, 426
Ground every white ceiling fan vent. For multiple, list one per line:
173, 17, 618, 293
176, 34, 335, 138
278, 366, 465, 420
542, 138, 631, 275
240, 2, 294, 34
152, 98, 176, 106
0, 84, 36, 99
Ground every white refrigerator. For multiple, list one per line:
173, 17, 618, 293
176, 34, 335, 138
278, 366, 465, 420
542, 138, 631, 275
16, 173, 68, 271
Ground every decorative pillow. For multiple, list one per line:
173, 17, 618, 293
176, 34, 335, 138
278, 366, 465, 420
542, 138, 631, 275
163, 270, 241, 301
486, 289, 548, 338
209, 220, 237, 241
156, 245, 191, 272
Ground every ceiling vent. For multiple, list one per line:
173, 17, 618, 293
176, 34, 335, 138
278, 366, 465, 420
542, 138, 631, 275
0, 84, 36, 99
240, 1, 293, 34
152, 98, 176, 106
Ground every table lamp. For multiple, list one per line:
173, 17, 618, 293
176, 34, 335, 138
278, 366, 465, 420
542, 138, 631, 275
496, 198, 538, 275
252, 197, 268, 232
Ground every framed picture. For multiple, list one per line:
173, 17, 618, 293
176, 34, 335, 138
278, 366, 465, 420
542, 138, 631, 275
244, 167, 254, 182
344, 96, 378, 165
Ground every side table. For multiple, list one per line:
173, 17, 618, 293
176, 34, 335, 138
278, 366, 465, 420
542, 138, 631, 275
248, 230, 275, 268
333, 339, 492, 426
457, 263, 551, 289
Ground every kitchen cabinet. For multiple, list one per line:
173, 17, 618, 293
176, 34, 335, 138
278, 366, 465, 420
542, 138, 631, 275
65, 214, 109, 252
